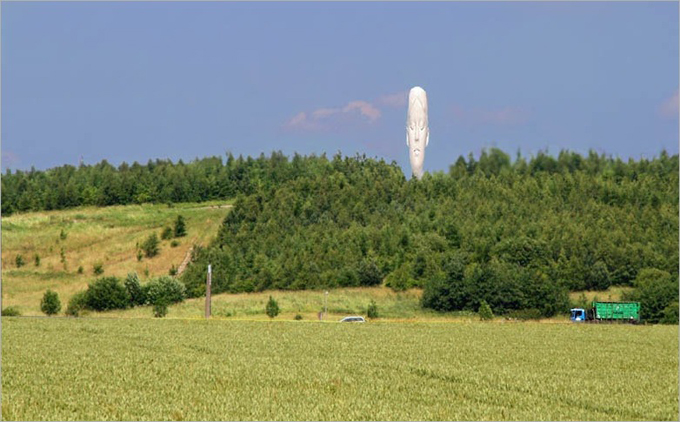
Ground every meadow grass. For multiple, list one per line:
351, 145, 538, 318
2, 317, 677, 421
1, 201, 231, 314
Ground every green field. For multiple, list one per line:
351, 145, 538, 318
2, 317, 677, 421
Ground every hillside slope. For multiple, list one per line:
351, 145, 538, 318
1, 201, 231, 315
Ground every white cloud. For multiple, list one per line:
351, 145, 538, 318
285, 99, 382, 131
377, 91, 408, 108
659, 89, 679, 119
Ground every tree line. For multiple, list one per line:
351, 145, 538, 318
1, 151, 295, 215
3, 148, 677, 320
178, 149, 677, 319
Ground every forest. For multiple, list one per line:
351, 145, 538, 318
3, 149, 678, 319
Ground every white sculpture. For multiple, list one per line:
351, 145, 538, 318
406, 86, 429, 180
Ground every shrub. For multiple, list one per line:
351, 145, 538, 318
85, 277, 130, 311
507, 309, 543, 320
169, 265, 178, 276
367, 299, 379, 319
124, 272, 146, 306
77, 265, 84, 274
174, 215, 187, 237
59, 229, 68, 241
41, 289, 62, 316
265, 296, 280, 318
144, 276, 186, 306
93, 262, 104, 275
161, 226, 173, 240
294, 314, 303, 320
65, 291, 89, 317
141, 233, 160, 258
170, 240, 180, 248
2, 306, 21, 316
623, 268, 679, 323
478, 300, 494, 321
660, 302, 679, 325
384, 263, 416, 291
34, 254, 41, 267
137, 250, 143, 262
357, 259, 383, 286
153, 299, 168, 318
15, 254, 24, 268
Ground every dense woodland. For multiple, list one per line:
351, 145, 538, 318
3, 149, 678, 319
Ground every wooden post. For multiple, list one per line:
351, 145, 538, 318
205, 264, 212, 319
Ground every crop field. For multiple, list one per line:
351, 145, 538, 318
2, 317, 677, 421
1, 201, 231, 315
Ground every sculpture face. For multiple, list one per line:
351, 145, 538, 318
406, 86, 429, 180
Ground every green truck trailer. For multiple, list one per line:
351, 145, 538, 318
571, 301, 641, 323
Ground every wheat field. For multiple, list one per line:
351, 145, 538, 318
2, 317, 677, 421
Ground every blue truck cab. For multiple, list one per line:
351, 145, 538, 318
570, 308, 586, 322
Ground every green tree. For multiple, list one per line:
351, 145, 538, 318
85, 277, 130, 311
41, 289, 61, 316
141, 233, 160, 258
624, 268, 678, 324
265, 296, 280, 318
161, 226, 173, 240
174, 215, 187, 237
367, 299, 379, 319
478, 300, 494, 321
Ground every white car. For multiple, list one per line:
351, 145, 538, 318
340, 316, 366, 323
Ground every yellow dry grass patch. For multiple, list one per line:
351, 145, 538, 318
1, 201, 231, 314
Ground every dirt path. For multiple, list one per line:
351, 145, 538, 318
177, 247, 194, 276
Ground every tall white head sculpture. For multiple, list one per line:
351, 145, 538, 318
406, 86, 429, 180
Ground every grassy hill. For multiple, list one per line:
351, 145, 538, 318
2, 201, 636, 320
1, 201, 232, 315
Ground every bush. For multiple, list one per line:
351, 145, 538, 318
77, 265, 84, 274
60, 229, 67, 240
169, 265, 178, 276
660, 302, 679, 325
85, 277, 130, 311
2, 306, 21, 316
124, 272, 146, 306
384, 263, 416, 291
357, 260, 383, 286
161, 226, 173, 240
141, 233, 160, 258
170, 240, 180, 248
41, 289, 62, 316
265, 296, 280, 318
137, 250, 143, 262
294, 314, 303, 320
34, 254, 41, 267
174, 215, 187, 237
93, 262, 104, 275
367, 299, 379, 319
507, 308, 543, 320
421, 258, 569, 318
623, 268, 679, 323
65, 291, 89, 317
478, 300, 494, 321
15, 254, 24, 268
144, 276, 186, 306
153, 299, 168, 318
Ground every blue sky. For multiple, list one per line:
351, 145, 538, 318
2, 2, 678, 174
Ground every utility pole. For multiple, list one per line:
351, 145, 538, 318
205, 264, 212, 319
324, 290, 328, 320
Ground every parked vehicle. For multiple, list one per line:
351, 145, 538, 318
571, 301, 640, 323
340, 316, 366, 323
